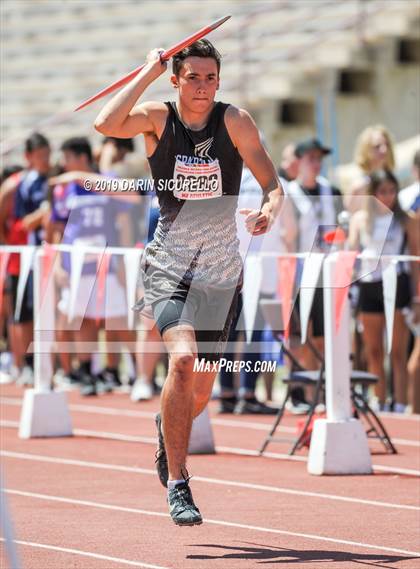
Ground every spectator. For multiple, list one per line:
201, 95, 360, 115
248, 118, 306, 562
131, 167, 164, 403
346, 125, 396, 212
0, 166, 24, 383
286, 137, 343, 369
348, 170, 418, 412
399, 149, 420, 212
278, 143, 299, 182
96, 136, 135, 177
51, 137, 133, 396
0, 133, 51, 385
406, 194, 420, 413
218, 166, 296, 414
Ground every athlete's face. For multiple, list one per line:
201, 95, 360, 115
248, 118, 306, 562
172, 57, 219, 112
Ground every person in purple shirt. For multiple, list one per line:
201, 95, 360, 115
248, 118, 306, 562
51, 137, 134, 396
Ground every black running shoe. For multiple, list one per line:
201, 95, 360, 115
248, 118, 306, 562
79, 374, 97, 397
167, 481, 203, 526
97, 368, 122, 393
217, 395, 238, 414
155, 413, 168, 488
234, 397, 278, 415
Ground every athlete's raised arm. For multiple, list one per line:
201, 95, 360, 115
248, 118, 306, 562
225, 106, 284, 236
94, 49, 168, 139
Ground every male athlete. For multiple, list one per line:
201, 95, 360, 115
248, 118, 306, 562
95, 39, 283, 526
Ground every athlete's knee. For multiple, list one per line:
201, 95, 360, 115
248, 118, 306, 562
170, 352, 195, 378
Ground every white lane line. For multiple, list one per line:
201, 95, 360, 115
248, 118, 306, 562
3, 396, 419, 439
0, 537, 168, 569
2, 419, 419, 476
2, 420, 419, 477
0, 396, 295, 433
5, 489, 420, 558
379, 412, 420, 422
2, 450, 418, 511
372, 464, 420, 476
392, 438, 420, 448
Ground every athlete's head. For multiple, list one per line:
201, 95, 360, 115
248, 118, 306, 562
61, 137, 93, 172
171, 40, 221, 111
25, 132, 51, 175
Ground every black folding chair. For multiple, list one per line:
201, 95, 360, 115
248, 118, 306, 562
259, 299, 397, 455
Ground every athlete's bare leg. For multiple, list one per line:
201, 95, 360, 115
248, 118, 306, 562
161, 324, 197, 481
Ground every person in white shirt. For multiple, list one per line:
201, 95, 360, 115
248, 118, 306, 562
399, 149, 420, 212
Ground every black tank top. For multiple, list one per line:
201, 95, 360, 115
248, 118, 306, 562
144, 101, 244, 287
148, 101, 243, 209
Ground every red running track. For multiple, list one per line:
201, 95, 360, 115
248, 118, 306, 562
1, 383, 419, 569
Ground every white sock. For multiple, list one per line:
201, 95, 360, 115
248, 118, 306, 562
167, 479, 185, 491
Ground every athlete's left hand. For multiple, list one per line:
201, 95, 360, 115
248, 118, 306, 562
239, 208, 273, 236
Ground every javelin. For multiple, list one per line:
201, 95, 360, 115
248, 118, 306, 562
74, 15, 231, 112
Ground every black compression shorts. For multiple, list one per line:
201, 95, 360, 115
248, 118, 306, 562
139, 265, 241, 363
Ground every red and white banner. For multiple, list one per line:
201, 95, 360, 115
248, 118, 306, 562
381, 260, 398, 353
277, 256, 297, 341
243, 256, 262, 343
299, 253, 324, 343
124, 249, 143, 329
15, 246, 35, 321
96, 252, 111, 324
68, 246, 86, 323
333, 251, 357, 332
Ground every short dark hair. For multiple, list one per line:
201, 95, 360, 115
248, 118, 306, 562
413, 149, 420, 170
61, 136, 93, 163
25, 132, 50, 153
103, 136, 135, 153
172, 39, 221, 76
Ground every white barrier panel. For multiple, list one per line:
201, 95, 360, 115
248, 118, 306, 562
188, 407, 216, 454
14, 246, 35, 322
382, 260, 398, 354
123, 249, 143, 330
243, 256, 262, 343
19, 249, 73, 438
299, 253, 324, 344
308, 253, 372, 475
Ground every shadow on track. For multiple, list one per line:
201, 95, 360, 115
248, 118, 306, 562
187, 541, 419, 567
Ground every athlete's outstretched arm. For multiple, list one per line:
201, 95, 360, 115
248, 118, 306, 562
94, 49, 168, 138
225, 106, 284, 235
